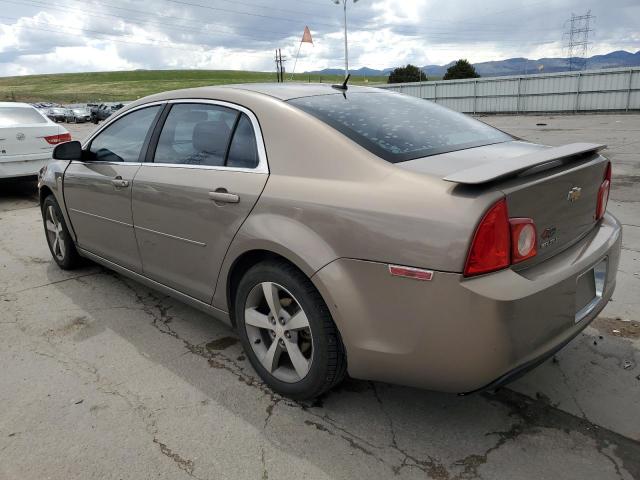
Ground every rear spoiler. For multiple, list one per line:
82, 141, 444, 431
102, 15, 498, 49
443, 143, 606, 185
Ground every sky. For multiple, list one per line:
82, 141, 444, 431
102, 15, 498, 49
0, 0, 639, 76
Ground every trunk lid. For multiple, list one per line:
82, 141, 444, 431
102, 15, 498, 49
501, 155, 607, 266
0, 124, 61, 157
398, 140, 609, 268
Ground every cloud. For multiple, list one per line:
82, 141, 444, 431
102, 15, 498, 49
0, 0, 638, 76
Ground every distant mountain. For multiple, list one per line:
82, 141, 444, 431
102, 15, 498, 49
308, 50, 640, 79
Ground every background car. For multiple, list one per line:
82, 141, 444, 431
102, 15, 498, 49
90, 104, 112, 123
38, 84, 620, 400
64, 107, 91, 123
0, 102, 70, 178
46, 107, 67, 122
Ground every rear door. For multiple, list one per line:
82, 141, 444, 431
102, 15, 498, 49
131, 100, 268, 302
63, 104, 163, 272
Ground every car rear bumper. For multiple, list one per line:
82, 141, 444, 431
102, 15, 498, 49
0, 154, 53, 178
311, 212, 622, 393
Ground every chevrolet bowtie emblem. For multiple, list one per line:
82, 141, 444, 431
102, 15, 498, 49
567, 186, 582, 202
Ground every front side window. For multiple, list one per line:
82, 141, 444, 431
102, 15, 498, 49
88, 106, 160, 162
288, 92, 512, 163
154, 103, 238, 167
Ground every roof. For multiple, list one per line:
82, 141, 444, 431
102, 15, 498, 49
219, 82, 385, 100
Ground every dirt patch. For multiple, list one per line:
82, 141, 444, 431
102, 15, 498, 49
592, 317, 640, 339
206, 336, 238, 351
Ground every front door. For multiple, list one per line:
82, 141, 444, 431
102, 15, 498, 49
64, 105, 162, 272
131, 101, 268, 302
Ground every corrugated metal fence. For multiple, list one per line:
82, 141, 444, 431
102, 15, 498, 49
377, 67, 640, 114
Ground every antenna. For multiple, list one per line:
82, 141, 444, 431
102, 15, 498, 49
563, 10, 594, 71
332, 73, 351, 91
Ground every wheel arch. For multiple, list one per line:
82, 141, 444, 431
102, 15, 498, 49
39, 185, 54, 207
223, 248, 315, 328
213, 212, 339, 320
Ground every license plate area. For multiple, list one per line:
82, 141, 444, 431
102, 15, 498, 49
575, 258, 607, 323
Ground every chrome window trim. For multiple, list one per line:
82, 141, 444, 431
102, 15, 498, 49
151, 99, 268, 174
78, 99, 269, 174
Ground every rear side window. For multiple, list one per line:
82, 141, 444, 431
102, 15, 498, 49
0, 106, 46, 126
154, 103, 238, 167
88, 106, 160, 163
227, 114, 259, 169
288, 92, 512, 162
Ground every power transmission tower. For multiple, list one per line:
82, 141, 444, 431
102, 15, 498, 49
563, 10, 594, 71
274, 49, 287, 82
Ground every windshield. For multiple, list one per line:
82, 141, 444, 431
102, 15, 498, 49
287, 92, 512, 163
0, 106, 47, 126
73, 109, 89, 114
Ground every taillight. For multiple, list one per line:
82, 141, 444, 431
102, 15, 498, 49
509, 218, 537, 263
595, 161, 611, 221
464, 198, 538, 277
464, 198, 511, 276
44, 133, 72, 145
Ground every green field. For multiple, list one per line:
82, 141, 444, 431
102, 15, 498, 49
0, 69, 388, 103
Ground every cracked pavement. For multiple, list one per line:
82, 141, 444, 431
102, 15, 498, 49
1, 114, 639, 479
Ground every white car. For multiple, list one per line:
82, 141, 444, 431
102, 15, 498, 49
0, 102, 71, 178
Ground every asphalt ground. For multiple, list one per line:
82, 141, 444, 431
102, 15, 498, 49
0, 114, 638, 479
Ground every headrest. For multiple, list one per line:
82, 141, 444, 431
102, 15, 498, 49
192, 120, 230, 154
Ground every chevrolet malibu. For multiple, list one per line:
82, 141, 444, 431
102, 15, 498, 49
38, 84, 621, 399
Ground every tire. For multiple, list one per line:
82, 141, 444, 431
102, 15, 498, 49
42, 195, 81, 270
235, 260, 347, 400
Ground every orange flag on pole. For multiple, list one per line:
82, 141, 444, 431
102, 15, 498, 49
301, 26, 313, 44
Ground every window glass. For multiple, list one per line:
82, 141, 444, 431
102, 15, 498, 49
89, 106, 160, 162
287, 92, 512, 163
154, 103, 238, 166
226, 114, 259, 169
0, 106, 47, 126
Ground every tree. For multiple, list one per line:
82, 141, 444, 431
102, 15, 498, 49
443, 59, 480, 80
388, 64, 427, 84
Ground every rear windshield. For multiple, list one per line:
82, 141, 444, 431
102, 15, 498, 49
288, 92, 512, 162
0, 106, 47, 126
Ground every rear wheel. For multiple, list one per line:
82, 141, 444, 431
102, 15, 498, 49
235, 260, 347, 399
42, 195, 81, 270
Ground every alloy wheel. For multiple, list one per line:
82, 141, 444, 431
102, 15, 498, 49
244, 282, 314, 383
45, 205, 66, 261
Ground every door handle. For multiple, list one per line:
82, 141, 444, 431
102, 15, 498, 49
111, 176, 129, 188
209, 189, 240, 204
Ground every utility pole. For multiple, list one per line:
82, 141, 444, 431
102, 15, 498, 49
332, 0, 359, 79
274, 49, 287, 82
563, 10, 594, 71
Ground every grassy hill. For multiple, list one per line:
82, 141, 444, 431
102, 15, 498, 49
0, 69, 387, 103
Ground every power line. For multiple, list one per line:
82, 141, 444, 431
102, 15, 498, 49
563, 10, 594, 71
4, 0, 309, 41
160, 0, 338, 28
0, 14, 274, 59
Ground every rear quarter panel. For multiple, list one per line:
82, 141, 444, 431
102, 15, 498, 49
211, 96, 499, 312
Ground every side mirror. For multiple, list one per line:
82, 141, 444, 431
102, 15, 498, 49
53, 140, 82, 161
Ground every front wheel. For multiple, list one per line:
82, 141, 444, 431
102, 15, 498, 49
42, 195, 81, 270
235, 260, 347, 400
